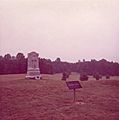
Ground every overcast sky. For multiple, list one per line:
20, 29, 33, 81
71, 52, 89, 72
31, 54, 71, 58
0, 0, 119, 62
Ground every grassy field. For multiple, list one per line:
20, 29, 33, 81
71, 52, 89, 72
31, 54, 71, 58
0, 73, 119, 120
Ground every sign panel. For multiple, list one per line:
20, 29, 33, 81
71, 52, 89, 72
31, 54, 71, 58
66, 81, 82, 90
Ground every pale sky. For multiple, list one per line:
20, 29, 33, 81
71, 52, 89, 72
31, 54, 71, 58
0, 0, 119, 62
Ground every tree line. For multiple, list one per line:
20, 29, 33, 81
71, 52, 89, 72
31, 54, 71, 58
0, 53, 119, 76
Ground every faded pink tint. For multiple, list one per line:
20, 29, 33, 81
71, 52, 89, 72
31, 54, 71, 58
0, 0, 119, 62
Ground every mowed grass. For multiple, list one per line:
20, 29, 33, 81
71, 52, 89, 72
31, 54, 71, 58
0, 73, 119, 120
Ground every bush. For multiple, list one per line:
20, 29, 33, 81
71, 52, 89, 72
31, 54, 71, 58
106, 75, 110, 79
93, 74, 102, 80
80, 74, 88, 81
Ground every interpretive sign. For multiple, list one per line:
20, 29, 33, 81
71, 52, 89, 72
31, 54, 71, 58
66, 81, 82, 90
66, 81, 82, 102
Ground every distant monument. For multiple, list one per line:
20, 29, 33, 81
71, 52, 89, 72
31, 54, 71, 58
26, 52, 41, 79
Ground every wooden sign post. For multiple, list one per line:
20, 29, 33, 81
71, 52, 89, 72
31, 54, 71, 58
66, 81, 82, 102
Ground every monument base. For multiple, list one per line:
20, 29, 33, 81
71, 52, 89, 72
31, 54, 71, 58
26, 69, 41, 80
25, 75, 41, 80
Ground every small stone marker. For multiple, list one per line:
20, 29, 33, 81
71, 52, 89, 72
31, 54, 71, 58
62, 72, 70, 80
62, 72, 67, 80
66, 81, 82, 102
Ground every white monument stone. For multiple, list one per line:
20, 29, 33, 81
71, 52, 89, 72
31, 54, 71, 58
26, 52, 41, 79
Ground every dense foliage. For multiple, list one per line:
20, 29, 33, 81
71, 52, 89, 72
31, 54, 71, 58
80, 73, 89, 81
0, 53, 119, 76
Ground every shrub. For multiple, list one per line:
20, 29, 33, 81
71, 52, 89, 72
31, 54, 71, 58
106, 75, 110, 79
93, 74, 102, 80
80, 74, 88, 81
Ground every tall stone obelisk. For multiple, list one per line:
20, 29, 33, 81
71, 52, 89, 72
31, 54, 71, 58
26, 52, 41, 79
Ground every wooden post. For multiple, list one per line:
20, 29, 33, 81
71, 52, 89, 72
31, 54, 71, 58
73, 89, 76, 102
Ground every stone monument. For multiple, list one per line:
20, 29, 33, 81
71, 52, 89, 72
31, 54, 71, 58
26, 52, 41, 79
